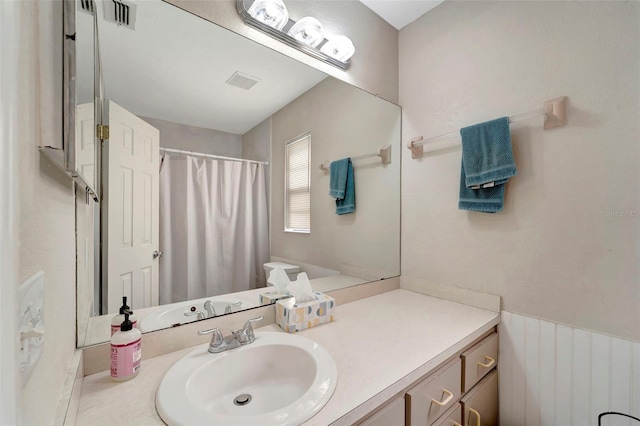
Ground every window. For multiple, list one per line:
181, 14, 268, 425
285, 134, 311, 233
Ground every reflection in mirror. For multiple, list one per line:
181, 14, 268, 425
76, 0, 400, 347
74, 0, 99, 347
74, 0, 97, 192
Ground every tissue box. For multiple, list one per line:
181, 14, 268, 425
259, 291, 291, 305
275, 292, 335, 333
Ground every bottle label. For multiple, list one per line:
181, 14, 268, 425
110, 338, 142, 379
111, 320, 138, 336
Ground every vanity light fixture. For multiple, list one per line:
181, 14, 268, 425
320, 35, 356, 62
236, 0, 355, 70
247, 0, 289, 31
287, 17, 324, 48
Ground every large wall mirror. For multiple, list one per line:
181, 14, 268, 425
76, 0, 401, 347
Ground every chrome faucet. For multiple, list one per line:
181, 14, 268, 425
198, 315, 264, 354
203, 300, 217, 318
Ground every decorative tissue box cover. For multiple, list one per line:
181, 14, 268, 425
275, 292, 336, 333
259, 291, 292, 305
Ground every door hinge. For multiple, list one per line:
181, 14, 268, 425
97, 124, 109, 140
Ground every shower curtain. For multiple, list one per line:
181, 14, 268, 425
159, 155, 269, 305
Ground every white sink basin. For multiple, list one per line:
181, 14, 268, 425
156, 331, 337, 426
139, 298, 247, 332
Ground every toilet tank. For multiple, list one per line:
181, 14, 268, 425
264, 262, 300, 281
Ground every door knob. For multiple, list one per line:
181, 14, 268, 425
153, 250, 163, 259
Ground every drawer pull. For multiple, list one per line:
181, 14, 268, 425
477, 355, 495, 369
431, 388, 454, 406
468, 407, 481, 426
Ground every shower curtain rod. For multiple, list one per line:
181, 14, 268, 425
160, 147, 269, 166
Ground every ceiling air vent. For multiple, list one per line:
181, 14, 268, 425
225, 71, 260, 91
103, 0, 137, 30
79, 0, 95, 15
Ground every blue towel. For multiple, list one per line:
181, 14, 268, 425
458, 159, 507, 213
329, 158, 349, 199
329, 158, 355, 215
458, 117, 516, 213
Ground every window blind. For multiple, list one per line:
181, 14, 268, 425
285, 134, 310, 232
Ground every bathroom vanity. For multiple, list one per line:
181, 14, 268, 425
74, 289, 499, 425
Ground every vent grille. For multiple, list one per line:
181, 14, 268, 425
103, 0, 137, 29
80, 0, 95, 15
225, 72, 260, 90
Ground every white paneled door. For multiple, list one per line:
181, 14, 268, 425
75, 102, 96, 189
104, 100, 160, 313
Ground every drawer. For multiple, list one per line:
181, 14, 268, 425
406, 358, 462, 425
461, 333, 498, 393
357, 397, 404, 426
433, 402, 462, 426
461, 369, 498, 426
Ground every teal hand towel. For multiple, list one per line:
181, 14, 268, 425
329, 158, 355, 215
461, 116, 516, 188
329, 158, 349, 199
458, 117, 516, 213
458, 158, 506, 213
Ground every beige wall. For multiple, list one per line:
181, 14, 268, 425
271, 77, 401, 280
141, 116, 243, 157
399, 1, 640, 341
166, 0, 399, 104
242, 118, 271, 163
17, 1, 78, 423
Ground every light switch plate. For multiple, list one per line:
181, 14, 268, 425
19, 270, 45, 385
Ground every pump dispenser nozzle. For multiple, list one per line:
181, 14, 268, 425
120, 313, 133, 332
111, 297, 138, 336
120, 296, 131, 314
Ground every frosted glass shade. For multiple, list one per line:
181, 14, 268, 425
320, 35, 355, 62
247, 0, 289, 31
287, 17, 324, 48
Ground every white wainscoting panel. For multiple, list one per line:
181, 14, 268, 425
499, 311, 640, 426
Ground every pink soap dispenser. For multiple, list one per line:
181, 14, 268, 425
110, 313, 142, 381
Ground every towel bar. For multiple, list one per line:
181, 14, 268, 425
319, 145, 391, 171
407, 96, 567, 159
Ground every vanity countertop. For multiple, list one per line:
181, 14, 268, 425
75, 289, 499, 425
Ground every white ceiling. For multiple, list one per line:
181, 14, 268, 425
96, 0, 327, 135
358, 0, 445, 30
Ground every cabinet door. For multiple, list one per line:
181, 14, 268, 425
406, 358, 462, 425
461, 333, 498, 393
460, 369, 498, 426
359, 397, 405, 426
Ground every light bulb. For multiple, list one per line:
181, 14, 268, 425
320, 35, 355, 62
247, 0, 289, 31
287, 17, 324, 47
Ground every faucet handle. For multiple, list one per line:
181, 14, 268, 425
198, 328, 224, 349
185, 311, 205, 321
224, 301, 243, 314
242, 315, 264, 343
